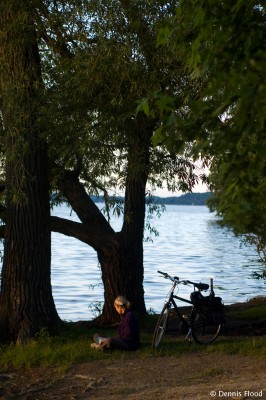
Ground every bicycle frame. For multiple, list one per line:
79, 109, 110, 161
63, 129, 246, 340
152, 271, 222, 348
164, 278, 194, 337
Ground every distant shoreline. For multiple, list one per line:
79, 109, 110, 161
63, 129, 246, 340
90, 192, 213, 206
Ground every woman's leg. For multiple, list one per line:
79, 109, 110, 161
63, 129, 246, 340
92, 335, 131, 351
93, 333, 108, 344
108, 338, 130, 350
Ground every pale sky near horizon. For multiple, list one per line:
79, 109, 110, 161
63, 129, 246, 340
147, 180, 209, 198
152, 161, 209, 197
110, 181, 209, 199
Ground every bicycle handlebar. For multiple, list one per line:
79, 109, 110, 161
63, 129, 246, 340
158, 270, 179, 281
157, 270, 209, 291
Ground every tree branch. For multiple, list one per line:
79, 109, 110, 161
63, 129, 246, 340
57, 169, 115, 236
119, 0, 156, 66
0, 224, 5, 239
50, 216, 115, 252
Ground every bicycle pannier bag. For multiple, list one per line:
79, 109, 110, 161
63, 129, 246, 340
190, 291, 205, 305
208, 296, 226, 324
191, 292, 226, 324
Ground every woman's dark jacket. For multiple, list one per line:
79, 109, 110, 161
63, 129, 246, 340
117, 309, 140, 350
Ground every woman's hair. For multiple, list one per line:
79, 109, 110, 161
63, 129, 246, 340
114, 295, 131, 308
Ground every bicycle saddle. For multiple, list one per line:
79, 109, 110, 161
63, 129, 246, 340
194, 283, 209, 291
190, 281, 209, 291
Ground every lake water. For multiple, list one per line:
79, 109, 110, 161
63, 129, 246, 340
51, 204, 265, 321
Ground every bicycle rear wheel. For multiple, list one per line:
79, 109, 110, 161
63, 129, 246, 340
191, 308, 221, 344
152, 304, 170, 349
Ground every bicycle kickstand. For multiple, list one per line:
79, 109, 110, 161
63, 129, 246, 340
184, 328, 194, 344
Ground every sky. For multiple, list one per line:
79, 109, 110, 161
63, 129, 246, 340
148, 180, 209, 197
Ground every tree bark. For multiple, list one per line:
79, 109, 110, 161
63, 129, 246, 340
0, 1, 60, 343
57, 121, 151, 324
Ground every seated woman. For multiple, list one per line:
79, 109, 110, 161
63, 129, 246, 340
91, 296, 140, 351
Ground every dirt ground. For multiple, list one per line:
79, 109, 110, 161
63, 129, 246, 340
1, 352, 265, 400
0, 298, 266, 400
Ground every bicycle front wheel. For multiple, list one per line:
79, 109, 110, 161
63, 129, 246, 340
152, 304, 170, 349
191, 308, 221, 345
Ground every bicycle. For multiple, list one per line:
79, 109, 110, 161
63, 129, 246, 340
152, 270, 224, 348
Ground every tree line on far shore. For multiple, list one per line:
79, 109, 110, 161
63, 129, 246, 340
90, 192, 213, 206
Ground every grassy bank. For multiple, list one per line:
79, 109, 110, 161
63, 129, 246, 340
0, 298, 265, 371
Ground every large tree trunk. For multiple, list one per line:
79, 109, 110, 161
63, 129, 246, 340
98, 231, 146, 324
0, 2, 60, 343
56, 172, 148, 325
98, 171, 148, 323
56, 123, 151, 324
0, 143, 60, 344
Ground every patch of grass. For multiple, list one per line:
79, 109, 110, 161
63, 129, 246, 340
140, 331, 266, 360
0, 318, 265, 372
226, 303, 266, 323
0, 337, 95, 371
205, 336, 266, 357
0, 323, 117, 371
148, 336, 203, 357
201, 367, 227, 378
109, 387, 139, 396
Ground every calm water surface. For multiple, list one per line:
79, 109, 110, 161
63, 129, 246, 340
51, 204, 265, 321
